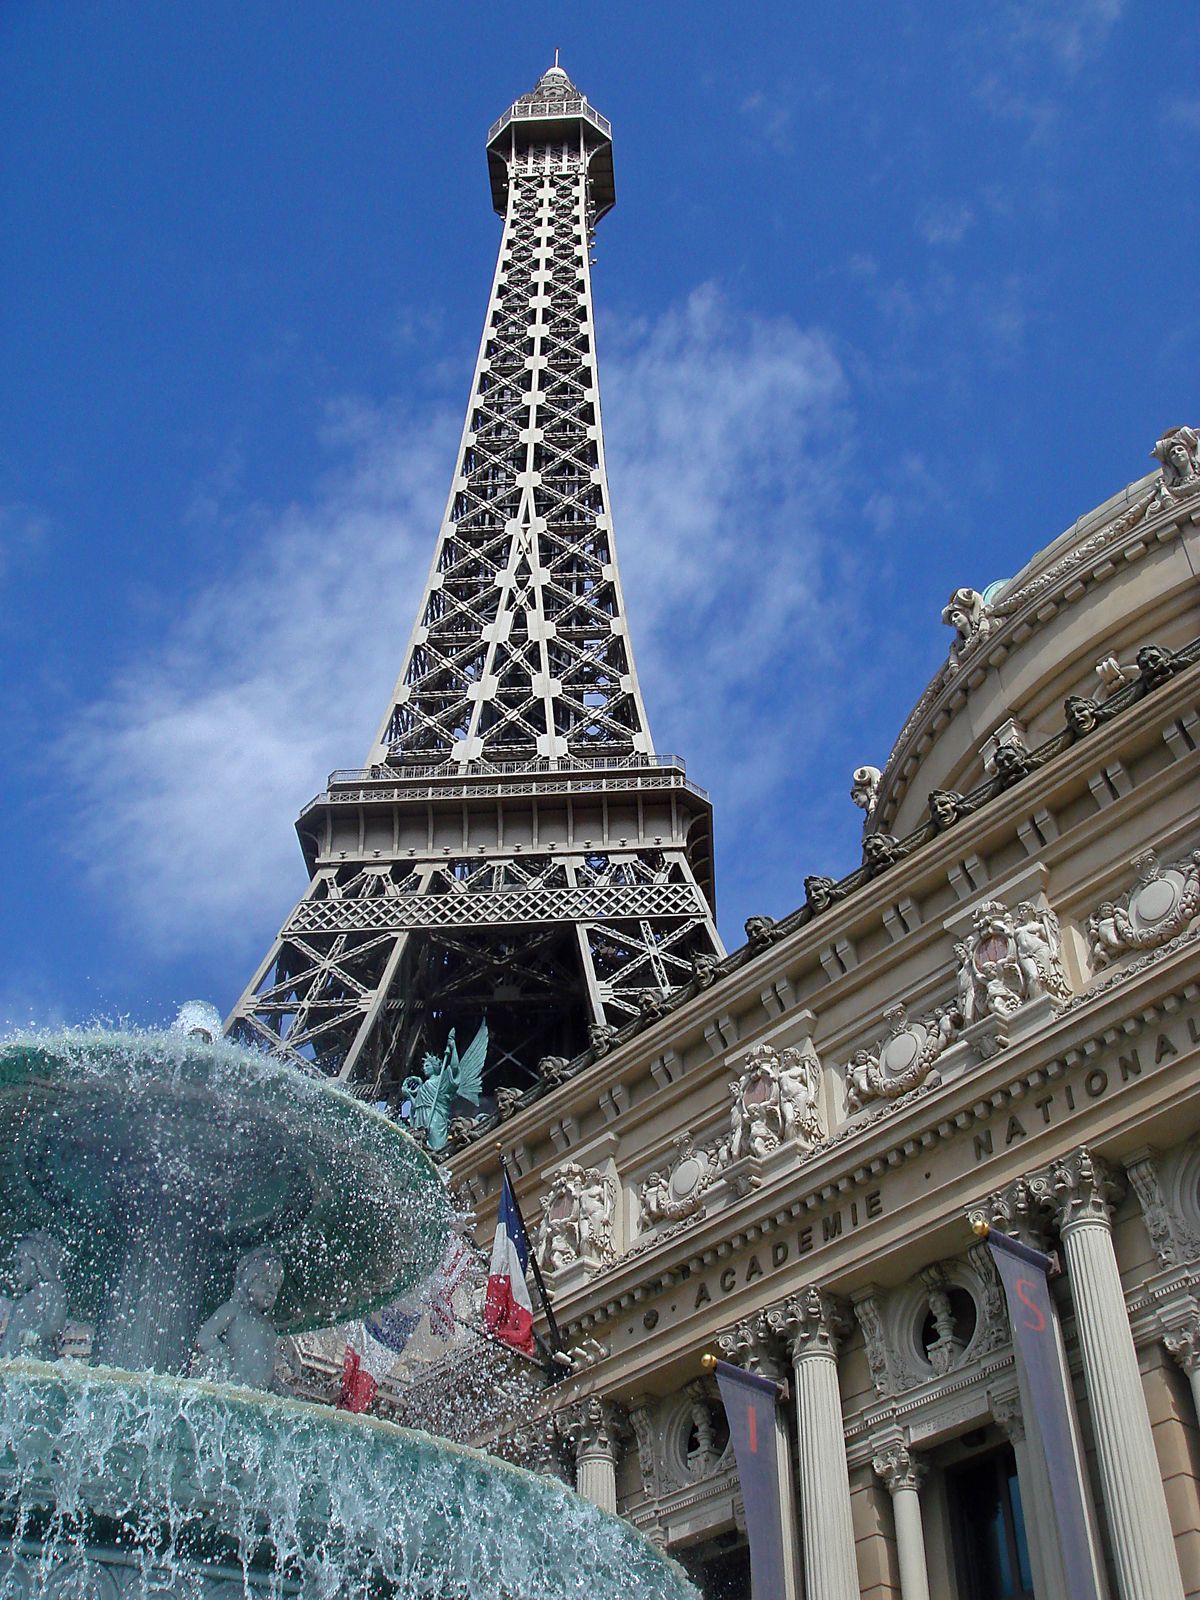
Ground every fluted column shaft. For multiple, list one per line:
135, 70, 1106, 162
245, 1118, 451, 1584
770, 1290, 858, 1600
873, 1444, 930, 1600
576, 1445, 617, 1513
558, 1397, 620, 1515
1050, 1151, 1184, 1600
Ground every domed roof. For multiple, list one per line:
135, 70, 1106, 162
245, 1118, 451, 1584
870, 426, 1200, 838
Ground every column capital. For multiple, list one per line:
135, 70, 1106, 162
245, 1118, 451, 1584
1042, 1146, 1123, 1232
766, 1285, 848, 1362
968, 1174, 1050, 1248
991, 1392, 1026, 1444
718, 1309, 789, 1381
872, 1440, 927, 1495
1162, 1307, 1200, 1376
555, 1394, 624, 1462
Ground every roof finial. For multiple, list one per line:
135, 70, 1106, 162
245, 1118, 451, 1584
554, 47, 560, 68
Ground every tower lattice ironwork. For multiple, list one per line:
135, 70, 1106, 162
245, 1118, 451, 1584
227, 64, 722, 1104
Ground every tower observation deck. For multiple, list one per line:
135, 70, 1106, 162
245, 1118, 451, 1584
227, 64, 723, 1109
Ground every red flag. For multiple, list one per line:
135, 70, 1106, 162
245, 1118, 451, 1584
338, 1345, 378, 1413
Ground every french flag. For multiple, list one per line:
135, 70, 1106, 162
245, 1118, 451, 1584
484, 1171, 536, 1355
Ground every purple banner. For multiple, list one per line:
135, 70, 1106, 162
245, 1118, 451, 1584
986, 1227, 1099, 1600
711, 1358, 790, 1600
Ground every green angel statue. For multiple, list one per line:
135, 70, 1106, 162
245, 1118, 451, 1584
402, 1020, 488, 1152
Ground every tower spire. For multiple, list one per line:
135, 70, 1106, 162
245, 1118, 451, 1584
227, 68, 722, 1117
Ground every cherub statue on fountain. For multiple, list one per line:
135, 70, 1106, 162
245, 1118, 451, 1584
0, 1232, 68, 1361
194, 1243, 285, 1391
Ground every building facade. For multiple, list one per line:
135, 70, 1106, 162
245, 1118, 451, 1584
447, 426, 1200, 1600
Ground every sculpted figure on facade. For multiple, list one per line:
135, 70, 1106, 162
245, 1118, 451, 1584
843, 1002, 958, 1113
729, 1041, 824, 1160
862, 831, 906, 877
850, 765, 882, 827
992, 739, 1034, 789
743, 915, 778, 953
1137, 642, 1187, 693
942, 587, 995, 671
638, 1132, 724, 1229
691, 952, 720, 990
804, 874, 845, 916
929, 788, 970, 831
957, 899, 1071, 1023
536, 1162, 616, 1273
1086, 848, 1200, 970
588, 1022, 618, 1058
1065, 693, 1104, 739
536, 1054, 570, 1086
1152, 425, 1200, 500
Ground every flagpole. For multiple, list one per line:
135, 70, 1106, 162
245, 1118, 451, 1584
496, 1145, 568, 1365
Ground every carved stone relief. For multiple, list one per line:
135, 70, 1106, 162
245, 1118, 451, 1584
729, 1040, 824, 1159
536, 1162, 617, 1274
1086, 848, 1200, 970
955, 898, 1071, 1024
639, 1132, 725, 1231
842, 1002, 959, 1113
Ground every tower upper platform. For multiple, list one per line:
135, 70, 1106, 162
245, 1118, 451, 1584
487, 62, 615, 219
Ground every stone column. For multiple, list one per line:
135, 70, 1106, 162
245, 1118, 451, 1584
768, 1288, 859, 1600
1044, 1147, 1185, 1600
558, 1396, 621, 1514
872, 1441, 930, 1600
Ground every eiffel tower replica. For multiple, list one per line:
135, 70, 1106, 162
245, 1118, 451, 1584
227, 62, 723, 1105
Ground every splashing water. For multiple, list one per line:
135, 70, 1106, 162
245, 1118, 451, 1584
0, 1030, 697, 1598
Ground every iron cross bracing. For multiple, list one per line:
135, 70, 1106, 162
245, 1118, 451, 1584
227, 65, 722, 1106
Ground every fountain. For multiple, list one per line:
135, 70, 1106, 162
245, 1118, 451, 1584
0, 1027, 695, 1598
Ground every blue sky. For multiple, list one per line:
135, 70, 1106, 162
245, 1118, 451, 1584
1, 1, 1196, 1030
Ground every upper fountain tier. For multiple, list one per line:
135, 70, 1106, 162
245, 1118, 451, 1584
0, 1029, 451, 1374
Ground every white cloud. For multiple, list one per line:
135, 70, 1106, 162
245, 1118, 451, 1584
63, 400, 456, 959
62, 287, 853, 959
1005, 0, 1124, 72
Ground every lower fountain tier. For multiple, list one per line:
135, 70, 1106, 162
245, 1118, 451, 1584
0, 1032, 450, 1372
0, 1362, 695, 1600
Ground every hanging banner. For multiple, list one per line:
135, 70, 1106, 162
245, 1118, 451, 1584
981, 1223, 1099, 1600
705, 1356, 793, 1600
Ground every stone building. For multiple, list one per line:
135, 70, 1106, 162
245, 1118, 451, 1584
446, 425, 1200, 1600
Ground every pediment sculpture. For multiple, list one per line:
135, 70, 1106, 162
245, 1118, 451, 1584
942, 587, 995, 672
729, 1040, 825, 1161
843, 1002, 959, 1113
535, 1161, 616, 1274
955, 899, 1071, 1024
1151, 425, 1200, 505
1087, 848, 1200, 970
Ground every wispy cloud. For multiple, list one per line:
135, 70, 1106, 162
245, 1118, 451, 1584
1161, 97, 1200, 134
61, 287, 855, 958
917, 201, 975, 247
1004, 0, 1125, 73
0, 502, 49, 588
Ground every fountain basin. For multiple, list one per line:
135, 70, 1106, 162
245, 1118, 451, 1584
0, 1032, 450, 1371
0, 1361, 696, 1599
